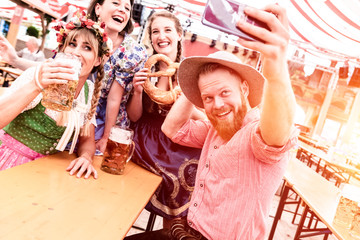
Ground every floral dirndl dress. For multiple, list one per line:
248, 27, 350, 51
95, 33, 147, 140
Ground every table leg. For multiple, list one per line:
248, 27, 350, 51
315, 159, 322, 173
268, 183, 290, 240
346, 173, 351, 183
294, 204, 309, 239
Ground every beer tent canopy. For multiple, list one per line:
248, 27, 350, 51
140, 0, 360, 61
1, 0, 359, 61
10, 0, 62, 19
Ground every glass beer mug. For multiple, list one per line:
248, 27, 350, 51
333, 184, 360, 229
350, 211, 360, 239
41, 53, 82, 111
101, 126, 135, 175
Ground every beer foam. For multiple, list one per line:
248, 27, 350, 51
109, 128, 133, 144
55, 53, 82, 81
341, 184, 360, 202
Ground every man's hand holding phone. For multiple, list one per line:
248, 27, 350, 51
201, 0, 269, 42
236, 4, 290, 78
202, 0, 291, 81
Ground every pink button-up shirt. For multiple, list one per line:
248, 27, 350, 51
172, 108, 297, 240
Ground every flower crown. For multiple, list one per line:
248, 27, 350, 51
53, 11, 112, 57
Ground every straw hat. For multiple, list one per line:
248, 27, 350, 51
178, 51, 265, 108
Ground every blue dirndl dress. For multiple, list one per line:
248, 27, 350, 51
131, 93, 201, 219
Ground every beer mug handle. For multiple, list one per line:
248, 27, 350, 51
126, 141, 135, 163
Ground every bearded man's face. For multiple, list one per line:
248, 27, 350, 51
199, 68, 249, 141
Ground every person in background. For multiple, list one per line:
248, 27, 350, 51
0, 35, 43, 70
0, 12, 111, 179
125, 11, 205, 239
161, 4, 298, 240
17, 36, 45, 62
86, 0, 147, 154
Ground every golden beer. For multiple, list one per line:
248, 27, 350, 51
101, 127, 134, 175
41, 53, 81, 111
350, 210, 360, 238
333, 196, 359, 229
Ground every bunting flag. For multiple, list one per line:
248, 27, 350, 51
40, 0, 69, 18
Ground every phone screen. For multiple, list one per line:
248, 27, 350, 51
201, 0, 268, 41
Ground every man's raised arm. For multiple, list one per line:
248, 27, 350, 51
236, 4, 296, 146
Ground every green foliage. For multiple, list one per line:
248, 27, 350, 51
26, 26, 39, 38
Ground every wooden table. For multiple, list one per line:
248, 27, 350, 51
298, 142, 360, 184
268, 158, 358, 240
0, 152, 162, 240
298, 135, 329, 152
0, 66, 23, 87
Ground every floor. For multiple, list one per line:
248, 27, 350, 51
126, 191, 339, 240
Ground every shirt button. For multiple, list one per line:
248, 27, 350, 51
200, 184, 204, 187
194, 203, 197, 207
205, 163, 209, 168
188, 221, 192, 226
53, 142, 57, 146
214, 145, 217, 149
46, 151, 50, 154
50, 147, 54, 151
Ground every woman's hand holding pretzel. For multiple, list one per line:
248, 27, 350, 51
132, 68, 149, 94
142, 54, 182, 105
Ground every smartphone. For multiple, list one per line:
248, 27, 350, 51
201, 0, 269, 41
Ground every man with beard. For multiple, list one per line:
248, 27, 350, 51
161, 3, 298, 240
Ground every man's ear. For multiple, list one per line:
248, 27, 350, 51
241, 81, 249, 98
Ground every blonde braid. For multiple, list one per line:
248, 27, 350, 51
173, 41, 183, 83
175, 40, 182, 63
81, 63, 104, 136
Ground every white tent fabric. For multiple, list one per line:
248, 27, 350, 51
140, 0, 360, 59
279, 0, 360, 59
0, 0, 66, 23
0, 2, 41, 24
1, 0, 359, 59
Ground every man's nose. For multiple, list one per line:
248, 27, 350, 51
213, 97, 225, 109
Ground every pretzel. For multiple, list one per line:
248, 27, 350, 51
142, 54, 181, 105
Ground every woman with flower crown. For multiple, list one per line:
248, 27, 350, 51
0, 0, 147, 155
0, 13, 111, 179
86, 0, 147, 153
